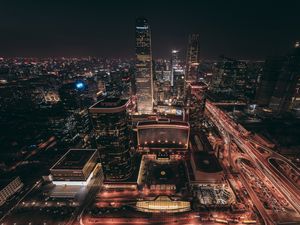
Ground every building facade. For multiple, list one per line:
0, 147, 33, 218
255, 57, 285, 106
186, 34, 200, 82
0, 177, 23, 206
137, 119, 190, 152
50, 149, 100, 186
171, 50, 179, 87
89, 98, 133, 180
185, 82, 207, 128
135, 18, 154, 114
269, 43, 300, 114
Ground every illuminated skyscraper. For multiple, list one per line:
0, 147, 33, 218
170, 50, 185, 101
89, 98, 133, 180
135, 18, 153, 114
171, 50, 179, 86
186, 34, 200, 82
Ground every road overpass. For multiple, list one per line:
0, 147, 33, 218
205, 100, 300, 224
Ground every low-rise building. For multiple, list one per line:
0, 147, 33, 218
50, 149, 101, 186
0, 177, 23, 206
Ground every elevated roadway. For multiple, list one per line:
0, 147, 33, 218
205, 100, 300, 224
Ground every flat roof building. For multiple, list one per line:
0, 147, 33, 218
50, 149, 99, 186
137, 119, 190, 150
89, 98, 131, 113
190, 151, 224, 184
0, 177, 23, 206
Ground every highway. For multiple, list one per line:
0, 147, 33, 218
0, 180, 42, 223
205, 100, 300, 224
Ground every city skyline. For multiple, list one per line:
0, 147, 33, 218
0, 1, 300, 59
1, 2, 300, 225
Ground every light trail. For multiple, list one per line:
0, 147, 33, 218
205, 100, 300, 223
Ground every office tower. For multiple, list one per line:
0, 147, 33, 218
173, 70, 185, 100
255, 57, 285, 106
89, 98, 133, 180
186, 34, 200, 82
269, 42, 300, 113
185, 82, 207, 128
289, 42, 300, 114
170, 49, 185, 101
210, 56, 247, 98
171, 50, 179, 86
135, 18, 153, 114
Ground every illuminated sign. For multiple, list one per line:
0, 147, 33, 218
136, 26, 149, 29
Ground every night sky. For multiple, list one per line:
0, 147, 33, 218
1, 0, 300, 59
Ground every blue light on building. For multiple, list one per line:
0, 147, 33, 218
75, 81, 85, 90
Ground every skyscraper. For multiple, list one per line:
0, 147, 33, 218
170, 50, 184, 101
171, 50, 179, 87
186, 34, 200, 82
255, 57, 285, 106
135, 18, 153, 114
185, 82, 207, 128
89, 98, 133, 180
289, 42, 300, 114
269, 42, 300, 113
210, 56, 248, 98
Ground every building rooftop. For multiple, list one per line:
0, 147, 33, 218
0, 177, 21, 190
137, 119, 190, 149
188, 81, 208, 89
51, 149, 97, 171
193, 151, 223, 173
89, 98, 130, 113
137, 119, 189, 128
90, 98, 129, 109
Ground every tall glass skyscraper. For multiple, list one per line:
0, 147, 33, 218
89, 98, 133, 180
186, 34, 200, 82
135, 18, 153, 114
269, 42, 300, 113
171, 50, 179, 87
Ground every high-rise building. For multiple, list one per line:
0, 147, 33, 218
173, 70, 185, 101
255, 57, 285, 106
210, 56, 248, 99
89, 98, 133, 180
269, 42, 300, 113
186, 34, 200, 82
185, 82, 207, 128
289, 42, 300, 114
170, 50, 185, 101
135, 18, 153, 114
171, 50, 179, 86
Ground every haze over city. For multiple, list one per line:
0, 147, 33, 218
1, 0, 300, 58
